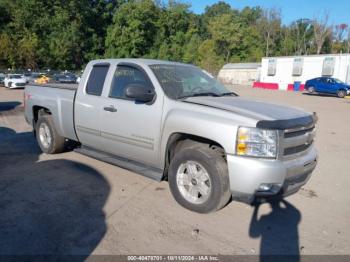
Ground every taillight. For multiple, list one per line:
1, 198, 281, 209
23, 92, 31, 108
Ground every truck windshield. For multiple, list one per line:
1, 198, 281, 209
150, 64, 236, 99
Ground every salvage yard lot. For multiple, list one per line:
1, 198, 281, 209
0, 86, 349, 255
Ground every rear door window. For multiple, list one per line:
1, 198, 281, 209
86, 64, 110, 96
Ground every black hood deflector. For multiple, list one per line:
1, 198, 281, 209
256, 113, 317, 130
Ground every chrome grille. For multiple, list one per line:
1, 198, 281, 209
282, 125, 316, 158
284, 142, 313, 156
284, 126, 315, 138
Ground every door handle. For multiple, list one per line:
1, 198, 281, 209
103, 105, 117, 112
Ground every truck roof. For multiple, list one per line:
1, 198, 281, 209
89, 58, 195, 67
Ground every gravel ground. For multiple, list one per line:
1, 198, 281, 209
0, 85, 349, 257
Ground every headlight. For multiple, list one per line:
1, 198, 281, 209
236, 127, 278, 158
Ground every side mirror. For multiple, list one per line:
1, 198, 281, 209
125, 83, 155, 103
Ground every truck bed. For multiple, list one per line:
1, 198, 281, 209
25, 83, 78, 141
30, 83, 78, 90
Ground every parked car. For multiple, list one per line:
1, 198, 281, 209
0, 73, 5, 86
53, 73, 77, 83
23, 72, 33, 83
24, 59, 318, 213
76, 75, 81, 84
305, 77, 350, 98
34, 74, 50, 84
21, 72, 46, 83
4, 74, 26, 88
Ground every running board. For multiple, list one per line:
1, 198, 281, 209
74, 146, 163, 181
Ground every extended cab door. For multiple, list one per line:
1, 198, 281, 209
99, 63, 164, 167
74, 63, 111, 151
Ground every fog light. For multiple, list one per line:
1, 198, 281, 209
257, 183, 282, 195
258, 184, 273, 192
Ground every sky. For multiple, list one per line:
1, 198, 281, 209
190, 0, 350, 26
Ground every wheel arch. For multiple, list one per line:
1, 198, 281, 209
337, 88, 347, 97
32, 106, 52, 135
162, 132, 226, 180
33, 106, 52, 123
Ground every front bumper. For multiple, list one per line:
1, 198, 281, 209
227, 146, 317, 203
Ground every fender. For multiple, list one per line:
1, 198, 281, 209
159, 107, 254, 168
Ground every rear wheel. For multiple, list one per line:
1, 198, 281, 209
307, 86, 315, 94
337, 89, 346, 98
168, 141, 231, 213
35, 114, 65, 154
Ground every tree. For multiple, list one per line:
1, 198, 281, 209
84, 0, 121, 61
240, 6, 262, 25
0, 0, 120, 69
258, 8, 281, 57
0, 33, 15, 68
0, 0, 11, 31
334, 23, 348, 42
332, 23, 348, 53
203, 1, 232, 19
182, 34, 202, 63
345, 28, 350, 53
291, 19, 313, 55
240, 24, 264, 61
18, 32, 38, 69
197, 39, 223, 75
150, 1, 199, 61
279, 26, 296, 56
208, 13, 242, 62
239, 7, 264, 61
105, 0, 159, 58
0, 0, 345, 71
312, 12, 332, 54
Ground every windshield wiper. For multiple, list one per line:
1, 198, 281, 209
178, 92, 220, 99
219, 92, 239, 97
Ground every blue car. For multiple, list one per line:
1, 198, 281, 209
305, 77, 350, 98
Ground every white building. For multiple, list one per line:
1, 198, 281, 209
256, 53, 350, 90
218, 63, 261, 86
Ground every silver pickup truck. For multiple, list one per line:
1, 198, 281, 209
24, 59, 318, 213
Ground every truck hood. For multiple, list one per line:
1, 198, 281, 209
184, 96, 311, 121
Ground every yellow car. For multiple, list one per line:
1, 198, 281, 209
35, 75, 50, 84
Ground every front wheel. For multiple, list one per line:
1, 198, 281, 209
168, 142, 231, 213
337, 89, 346, 98
35, 114, 65, 154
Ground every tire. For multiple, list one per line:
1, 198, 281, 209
35, 114, 65, 154
168, 141, 231, 213
307, 86, 315, 94
337, 89, 346, 98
